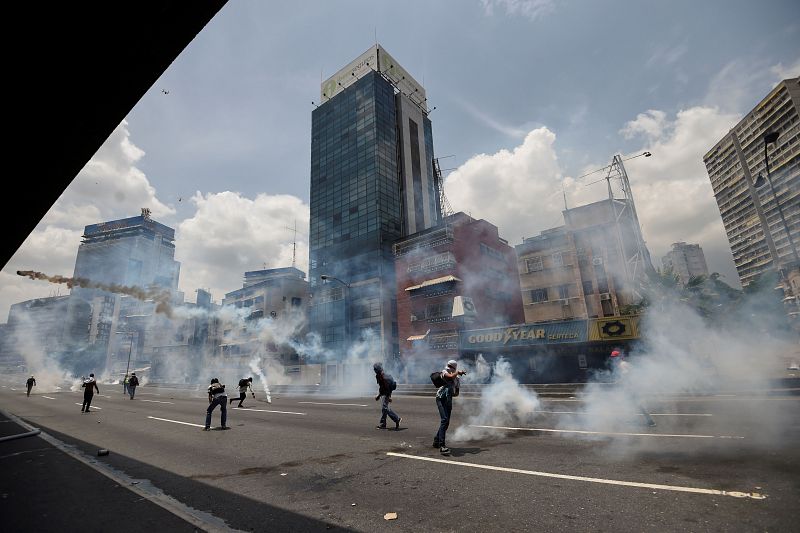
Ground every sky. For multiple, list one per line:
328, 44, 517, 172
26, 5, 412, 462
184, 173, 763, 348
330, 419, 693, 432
2, 0, 799, 321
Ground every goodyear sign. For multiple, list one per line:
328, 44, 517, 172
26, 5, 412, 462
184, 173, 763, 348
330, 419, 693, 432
588, 316, 640, 341
462, 320, 588, 348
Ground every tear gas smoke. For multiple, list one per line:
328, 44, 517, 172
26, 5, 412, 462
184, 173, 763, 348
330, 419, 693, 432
17, 270, 174, 317
452, 356, 541, 442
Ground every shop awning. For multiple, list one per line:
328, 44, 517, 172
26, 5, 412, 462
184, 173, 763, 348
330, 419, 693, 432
404, 275, 461, 292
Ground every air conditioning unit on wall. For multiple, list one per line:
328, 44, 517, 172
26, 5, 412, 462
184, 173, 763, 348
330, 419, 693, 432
592, 257, 604, 266
599, 293, 612, 301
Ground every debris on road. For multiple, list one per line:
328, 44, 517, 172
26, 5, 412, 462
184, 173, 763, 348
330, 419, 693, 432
384, 512, 397, 520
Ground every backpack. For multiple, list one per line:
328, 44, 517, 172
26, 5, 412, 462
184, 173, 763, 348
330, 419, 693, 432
239, 378, 248, 388
430, 371, 446, 388
129, 376, 139, 387
210, 382, 225, 395
384, 374, 397, 391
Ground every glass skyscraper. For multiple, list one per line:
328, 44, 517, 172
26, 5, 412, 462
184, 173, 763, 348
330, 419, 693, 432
308, 45, 440, 364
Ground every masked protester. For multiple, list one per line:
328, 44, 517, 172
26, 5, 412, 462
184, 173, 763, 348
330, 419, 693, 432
26, 375, 36, 397
373, 363, 401, 430
127, 372, 139, 399
230, 377, 254, 408
433, 360, 466, 455
81, 373, 100, 413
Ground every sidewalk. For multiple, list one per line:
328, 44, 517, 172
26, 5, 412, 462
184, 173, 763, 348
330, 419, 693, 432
0, 410, 201, 533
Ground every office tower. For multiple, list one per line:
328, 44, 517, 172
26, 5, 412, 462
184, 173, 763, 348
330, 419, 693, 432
661, 242, 709, 285
703, 77, 799, 287
308, 45, 441, 367
66, 208, 181, 369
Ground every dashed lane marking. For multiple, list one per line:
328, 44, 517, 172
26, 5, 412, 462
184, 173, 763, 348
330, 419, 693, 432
231, 407, 306, 415
534, 410, 712, 417
41, 396, 56, 400
148, 416, 205, 428
138, 399, 174, 404
298, 402, 368, 407
470, 425, 745, 439
74, 403, 103, 410
386, 453, 766, 499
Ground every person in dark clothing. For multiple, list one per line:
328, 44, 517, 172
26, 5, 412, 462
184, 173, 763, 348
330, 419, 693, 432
433, 360, 466, 455
81, 373, 100, 413
127, 372, 139, 399
230, 377, 253, 408
373, 363, 401, 430
204, 378, 229, 431
26, 376, 36, 397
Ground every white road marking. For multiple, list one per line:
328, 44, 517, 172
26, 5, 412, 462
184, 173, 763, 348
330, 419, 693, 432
138, 392, 161, 396
10, 388, 17, 391
470, 425, 744, 439
138, 399, 174, 404
41, 396, 56, 400
148, 416, 205, 428
232, 407, 306, 415
386, 453, 766, 500
74, 403, 103, 410
534, 410, 712, 417
298, 402, 368, 407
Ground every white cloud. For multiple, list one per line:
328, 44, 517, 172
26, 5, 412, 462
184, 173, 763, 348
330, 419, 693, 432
705, 56, 800, 114
443, 127, 564, 244
175, 191, 309, 304
481, 0, 556, 22
646, 41, 689, 68
456, 97, 532, 138
620, 110, 668, 141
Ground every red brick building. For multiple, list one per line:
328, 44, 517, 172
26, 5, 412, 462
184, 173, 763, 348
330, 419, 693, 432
393, 213, 524, 377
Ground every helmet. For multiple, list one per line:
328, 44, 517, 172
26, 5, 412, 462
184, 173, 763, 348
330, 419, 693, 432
373, 363, 383, 373
610, 350, 621, 357
447, 359, 458, 370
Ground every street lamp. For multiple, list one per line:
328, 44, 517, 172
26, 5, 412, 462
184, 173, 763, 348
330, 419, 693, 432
116, 330, 135, 392
753, 131, 799, 266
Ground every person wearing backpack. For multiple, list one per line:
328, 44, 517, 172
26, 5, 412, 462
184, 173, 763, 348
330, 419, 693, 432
127, 372, 139, 399
230, 377, 254, 408
433, 360, 466, 455
373, 362, 401, 430
204, 378, 230, 431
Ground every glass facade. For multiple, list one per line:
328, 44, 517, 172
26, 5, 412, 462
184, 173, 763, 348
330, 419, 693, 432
309, 70, 403, 360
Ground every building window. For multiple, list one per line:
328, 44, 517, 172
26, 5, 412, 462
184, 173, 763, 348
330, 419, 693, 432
558, 284, 570, 299
578, 354, 587, 369
552, 252, 564, 267
582, 280, 593, 295
480, 243, 504, 261
425, 301, 453, 319
531, 288, 548, 303
597, 277, 609, 293
291, 297, 302, 307
525, 257, 543, 273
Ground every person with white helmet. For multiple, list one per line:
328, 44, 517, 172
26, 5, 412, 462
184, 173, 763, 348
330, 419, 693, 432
433, 360, 467, 455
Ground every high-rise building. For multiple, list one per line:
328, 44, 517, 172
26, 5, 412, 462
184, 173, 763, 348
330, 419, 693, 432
66, 209, 181, 370
308, 45, 441, 365
703, 77, 799, 287
661, 242, 709, 285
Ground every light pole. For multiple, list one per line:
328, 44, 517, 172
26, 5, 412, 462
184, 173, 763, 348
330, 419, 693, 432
753, 131, 800, 336
117, 330, 135, 392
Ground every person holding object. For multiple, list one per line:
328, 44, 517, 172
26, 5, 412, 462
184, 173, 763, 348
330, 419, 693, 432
204, 378, 229, 431
433, 360, 466, 455
81, 373, 99, 413
373, 363, 401, 430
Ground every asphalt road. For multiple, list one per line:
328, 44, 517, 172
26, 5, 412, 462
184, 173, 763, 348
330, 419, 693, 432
1, 381, 798, 532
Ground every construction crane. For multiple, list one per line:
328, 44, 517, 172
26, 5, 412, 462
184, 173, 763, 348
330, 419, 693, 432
433, 156, 455, 220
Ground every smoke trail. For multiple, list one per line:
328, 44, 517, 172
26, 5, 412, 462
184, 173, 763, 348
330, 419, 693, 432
248, 356, 273, 403
452, 357, 541, 442
16, 270, 174, 317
